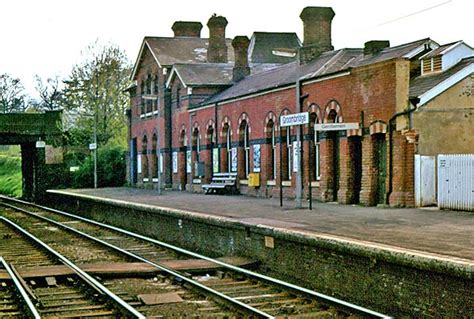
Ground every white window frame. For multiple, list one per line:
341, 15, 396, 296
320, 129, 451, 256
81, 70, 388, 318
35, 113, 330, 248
244, 123, 250, 177
271, 124, 276, 179
226, 127, 232, 173
314, 121, 321, 180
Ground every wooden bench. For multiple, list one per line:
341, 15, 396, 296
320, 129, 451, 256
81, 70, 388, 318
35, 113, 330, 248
202, 172, 238, 195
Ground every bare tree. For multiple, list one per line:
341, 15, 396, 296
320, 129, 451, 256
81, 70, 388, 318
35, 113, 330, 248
0, 73, 26, 113
34, 75, 63, 110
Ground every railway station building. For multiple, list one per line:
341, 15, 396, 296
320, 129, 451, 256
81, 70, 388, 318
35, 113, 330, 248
127, 7, 474, 207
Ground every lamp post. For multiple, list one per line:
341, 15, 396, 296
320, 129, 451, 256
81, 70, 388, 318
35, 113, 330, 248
273, 48, 303, 208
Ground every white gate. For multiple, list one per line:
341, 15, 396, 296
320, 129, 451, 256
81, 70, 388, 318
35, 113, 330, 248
438, 154, 474, 211
415, 155, 436, 207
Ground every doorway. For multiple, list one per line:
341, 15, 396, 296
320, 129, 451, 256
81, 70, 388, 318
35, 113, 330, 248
349, 136, 362, 204
373, 134, 387, 205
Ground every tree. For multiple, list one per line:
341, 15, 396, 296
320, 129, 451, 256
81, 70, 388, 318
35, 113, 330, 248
0, 73, 26, 113
34, 75, 63, 111
61, 41, 131, 147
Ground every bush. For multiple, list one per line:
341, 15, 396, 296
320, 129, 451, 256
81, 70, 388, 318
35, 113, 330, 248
71, 146, 126, 188
0, 155, 22, 197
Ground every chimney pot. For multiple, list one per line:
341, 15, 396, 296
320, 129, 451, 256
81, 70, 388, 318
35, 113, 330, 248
172, 21, 203, 37
207, 15, 229, 63
232, 36, 250, 82
364, 40, 390, 55
300, 7, 335, 48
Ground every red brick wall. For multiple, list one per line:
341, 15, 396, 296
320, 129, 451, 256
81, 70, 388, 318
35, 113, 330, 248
130, 57, 415, 206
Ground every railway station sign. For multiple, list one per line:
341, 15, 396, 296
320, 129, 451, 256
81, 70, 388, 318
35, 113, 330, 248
280, 112, 309, 127
314, 122, 359, 131
35, 140, 46, 148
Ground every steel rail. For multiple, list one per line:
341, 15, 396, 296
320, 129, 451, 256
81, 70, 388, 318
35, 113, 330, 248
1, 202, 274, 318
1, 196, 392, 318
0, 256, 41, 319
0, 216, 145, 319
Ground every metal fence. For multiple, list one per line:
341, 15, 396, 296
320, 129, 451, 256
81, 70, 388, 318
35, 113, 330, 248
437, 154, 474, 211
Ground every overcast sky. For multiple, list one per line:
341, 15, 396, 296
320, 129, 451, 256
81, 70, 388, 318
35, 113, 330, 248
1, 0, 472, 98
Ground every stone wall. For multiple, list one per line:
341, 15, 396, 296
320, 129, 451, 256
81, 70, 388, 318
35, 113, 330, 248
45, 193, 473, 318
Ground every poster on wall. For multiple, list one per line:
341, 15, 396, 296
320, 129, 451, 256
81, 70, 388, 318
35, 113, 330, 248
231, 147, 237, 172
172, 152, 178, 173
137, 154, 142, 174
186, 150, 192, 173
253, 144, 261, 172
293, 141, 300, 172
213, 148, 219, 173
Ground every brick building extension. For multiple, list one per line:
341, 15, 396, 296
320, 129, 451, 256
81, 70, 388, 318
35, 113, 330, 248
127, 7, 474, 207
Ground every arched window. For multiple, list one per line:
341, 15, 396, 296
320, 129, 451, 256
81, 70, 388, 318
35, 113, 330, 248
243, 122, 250, 177
146, 74, 152, 95
176, 85, 181, 108
192, 128, 200, 162
267, 120, 276, 180
207, 125, 215, 174
153, 75, 159, 95
226, 125, 232, 172
309, 113, 321, 181
152, 133, 158, 179
142, 135, 149, 180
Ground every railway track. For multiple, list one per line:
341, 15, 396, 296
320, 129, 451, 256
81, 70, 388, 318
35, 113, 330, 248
0, 196, 392, 318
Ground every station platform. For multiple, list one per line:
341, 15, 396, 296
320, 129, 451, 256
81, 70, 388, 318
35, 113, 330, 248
47, 187, 473, 264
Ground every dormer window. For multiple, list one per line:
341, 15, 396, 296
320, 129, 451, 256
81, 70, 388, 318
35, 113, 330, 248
422, 56, 442, 75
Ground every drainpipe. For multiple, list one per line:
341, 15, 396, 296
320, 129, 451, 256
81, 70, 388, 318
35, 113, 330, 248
386, 97, 420, 204
214, 102, 218, 175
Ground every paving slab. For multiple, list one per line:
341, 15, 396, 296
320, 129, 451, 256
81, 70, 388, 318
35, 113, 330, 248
48, 187, 474, 263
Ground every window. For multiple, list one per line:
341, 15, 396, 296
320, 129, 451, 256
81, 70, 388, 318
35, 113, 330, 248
226, 126, 231, 172
146, 74, 152, 94
314, 124, 321, 180
271, 123, 276, 179
176, 85, 181, 108
153, 75, 159, 95
244, 122, 250, 177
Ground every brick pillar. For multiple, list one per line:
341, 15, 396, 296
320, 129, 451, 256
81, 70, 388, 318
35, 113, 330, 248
260, 142, 271, 184
388, 131, 405, 205
302, 137, 312, 199
237, 145, 246, 180
201, 145, 212, 183
319, 137, 334, 201
404, 131, 417, 207
178, 149, 186, 190
389, 130, 417, 206
337, 137, 352, 204
359, 135, 376, 206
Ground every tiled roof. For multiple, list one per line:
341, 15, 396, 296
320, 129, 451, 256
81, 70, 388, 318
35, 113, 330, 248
173, 63, 234, 86
409, 56, 474, 98
348, 38, 432, 67
248, 32, 301, 64
202, 39, 434, 105
172, 63, 282, 87
144, 36, 235, 66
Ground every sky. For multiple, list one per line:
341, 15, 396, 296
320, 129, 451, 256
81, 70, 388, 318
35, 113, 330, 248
1, 0, 472, 99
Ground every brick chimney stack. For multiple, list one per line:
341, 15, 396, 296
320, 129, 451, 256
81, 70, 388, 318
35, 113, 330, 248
232, 36, 250, 82
207, 14, 228, 63
299, 7, 335, 63
364, 40, 390, 55
172, 21, 203, 37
